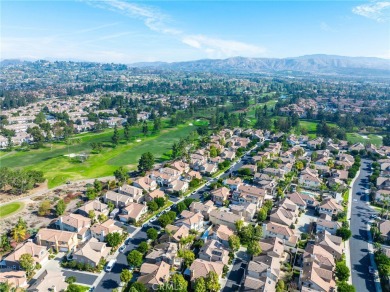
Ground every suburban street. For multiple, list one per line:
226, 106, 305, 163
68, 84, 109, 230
93, 150, 250, 291
349, 158, 381, 292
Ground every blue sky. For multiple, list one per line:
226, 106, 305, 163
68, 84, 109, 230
1, 0, 390, 63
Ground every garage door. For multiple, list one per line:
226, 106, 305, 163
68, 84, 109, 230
60, 247, 68, 252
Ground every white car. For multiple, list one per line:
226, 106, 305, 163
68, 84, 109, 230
119, 245, 126, 253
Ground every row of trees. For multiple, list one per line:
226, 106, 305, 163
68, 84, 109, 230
0, 167, 45, 194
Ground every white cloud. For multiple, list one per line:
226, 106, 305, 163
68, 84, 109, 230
84, 0, 266, 58
182, 35, 266, 58
320, 21, 332, 32
352, 1, 390, 22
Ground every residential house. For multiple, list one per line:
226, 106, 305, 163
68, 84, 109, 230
198, 239, 229, 265
73, 238, 111, 267
166, 179, 189, 194
0, 270, 28, 289
90, 219, 123, 242
3, 241, 49, 270
189, 259, 224, 285
150, 167, 181, 186
28, 270, 68, 292
240, 164, 257, 174
262, 222, 298, 248
200, 163, 218, 176
118, 184, 144, 203
77, 199, 109, 219
145, 189, 166, 202
137, 261, 171, 289
176, 210, 204, 231
299, 168, 322, 190
104, 190, 132, 208
286, 192, 307, 210
316, 214, 342, 235
299, 244, 336, 292
243, 255, 280, 292
35, 228, 78, 252
118, 202, 148, 223
317, 198, 343, 216
232, 184, 266, 208
230, 202, 257, 222
378, 220, 390, 241
159, 224, 190, 244
253, 173, 277, 195
224, 177, 242, 191
263, 167, 285, 178
377, 177, 390, 191
211, 187, 230, 206
221, 150, 236, 161
57, 214, 91, 243
189, 200, 216, 220
170, 161, 190, 174
316, 231, 344, 260
133, 176, 158, 193
209, 210, 245, 231
209, 224, 235, 248
259, 237, 284, 258
145, 242, 182, 268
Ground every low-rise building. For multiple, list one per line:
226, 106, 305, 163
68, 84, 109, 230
118, 202, 148, 223
3, 241, 49, 270
73, 238, 111, 267
90, 219, 123, 242
35, 228, 78, 252
198, 239, 229, 265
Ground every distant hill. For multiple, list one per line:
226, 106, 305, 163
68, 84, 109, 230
0, 59, 25, 67
130, 55, 390, 77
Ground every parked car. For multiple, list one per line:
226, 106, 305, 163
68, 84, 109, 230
369, 266, 377, 274
119, 245, 126, 253
105, 259, 116, 272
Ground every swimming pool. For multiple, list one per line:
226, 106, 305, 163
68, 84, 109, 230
301, 190, 319, 197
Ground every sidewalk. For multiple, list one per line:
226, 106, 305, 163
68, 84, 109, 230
345, 168, 360, 285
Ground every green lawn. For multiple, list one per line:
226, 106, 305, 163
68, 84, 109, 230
0, 202, 24, 218
0, 120, 206, 188
346, 133, 383, 146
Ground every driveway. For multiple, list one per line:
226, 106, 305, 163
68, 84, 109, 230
222, 249, 250, 292
62, 270, 98, 286
296, 208, 317, 235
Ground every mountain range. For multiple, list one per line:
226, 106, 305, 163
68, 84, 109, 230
131, 54, 390, 77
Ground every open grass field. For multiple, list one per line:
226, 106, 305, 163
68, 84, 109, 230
346, 133, 383, 146
0, 120, 206, 188
0, 202, 24, 218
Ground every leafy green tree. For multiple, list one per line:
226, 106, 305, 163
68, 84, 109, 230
336, 227, 352, 241
335, 261, 350, 282
177, 202, 187, 213
154, 197, 165, 208
124, 123, 131, 141
105, 232, 122, 248
206, 271, 221, 292
247, 240, 262, 256
337, 281, 356, 292
114, 166, 129, 183
142, 121, 148, 136
94, 179, 103, 193
120, 269, 133, 283
263, 200, 273, 211
137, 242, 149, 254
127, 250, 143, 268
235, 220, 244, 232
194, 277, 206, 292
55, 199, 66, 216
153, 117, 162, 132
276, 280, 285, 292
228, 235, 240, 252
85, 188, 97, 201
147, 228, 158, 241
112, 124, 119, 146
131, 282, 147, 292
19, 253, 35, 277
178, 249, 195, 268
170, 274, 187, 292
65, 276, 77, 284
147, 201, 158, 212
138, 152, 155, 173
0, 233, 11, 252
257, 207, 267, 222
